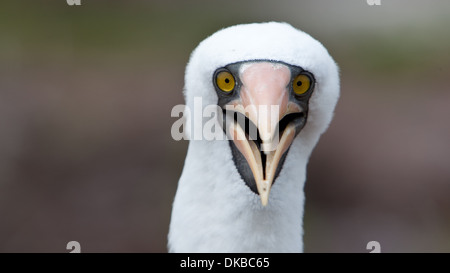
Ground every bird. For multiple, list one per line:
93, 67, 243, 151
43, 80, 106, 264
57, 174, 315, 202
168, 22, 340, 253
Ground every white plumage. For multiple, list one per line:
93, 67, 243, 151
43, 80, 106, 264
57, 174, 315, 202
168, 22, 340, 252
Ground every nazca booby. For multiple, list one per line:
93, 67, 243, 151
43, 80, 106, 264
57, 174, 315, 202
168, 22, 340, 252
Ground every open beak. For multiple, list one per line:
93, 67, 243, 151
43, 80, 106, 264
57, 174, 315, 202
224, 62, 304, 206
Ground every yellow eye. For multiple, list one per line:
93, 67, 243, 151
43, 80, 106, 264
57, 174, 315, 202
293, 74, 311, 95
215, 70, 235, 92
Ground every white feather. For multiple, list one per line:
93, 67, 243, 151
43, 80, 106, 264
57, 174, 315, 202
168, 22, 340, 253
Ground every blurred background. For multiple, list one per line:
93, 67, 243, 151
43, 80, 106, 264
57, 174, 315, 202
0, 0, 449, 252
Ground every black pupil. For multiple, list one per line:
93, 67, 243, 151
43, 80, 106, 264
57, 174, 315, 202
296, 81, 302, 87
225, 78, 230, 84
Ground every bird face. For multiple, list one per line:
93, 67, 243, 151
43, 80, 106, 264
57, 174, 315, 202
182, 22, 339, 208
213, 60, 315, 206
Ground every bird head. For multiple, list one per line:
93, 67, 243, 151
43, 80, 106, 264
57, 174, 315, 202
183, 22, 339, 206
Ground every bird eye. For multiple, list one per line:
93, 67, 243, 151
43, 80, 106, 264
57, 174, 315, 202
292, 73, 312, 95
215, 70, 235, 93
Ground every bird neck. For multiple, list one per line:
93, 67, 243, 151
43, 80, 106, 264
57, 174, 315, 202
169, 139, 308, 252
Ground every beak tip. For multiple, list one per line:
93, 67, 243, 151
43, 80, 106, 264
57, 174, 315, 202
260, 197, 269, 207
258, 185, 271, 207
